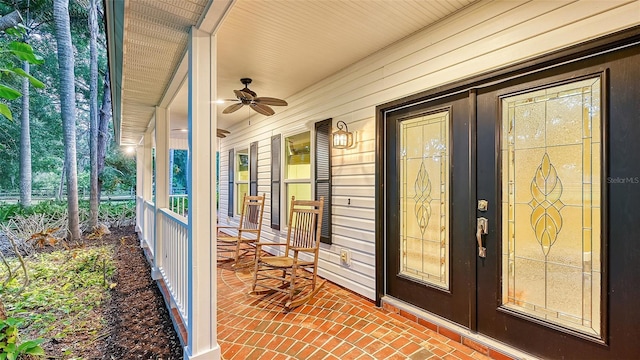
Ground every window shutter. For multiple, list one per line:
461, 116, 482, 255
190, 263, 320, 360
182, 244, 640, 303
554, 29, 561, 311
315, 119, 332, 244
227, 148, 234, 217
250, 141, 258, 196
270, 135, 281, 230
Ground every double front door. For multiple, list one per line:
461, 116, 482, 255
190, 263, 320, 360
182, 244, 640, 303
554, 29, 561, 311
382, 41, 640, 359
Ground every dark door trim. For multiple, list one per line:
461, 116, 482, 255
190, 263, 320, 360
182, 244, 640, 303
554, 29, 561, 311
375, 24, 640, 306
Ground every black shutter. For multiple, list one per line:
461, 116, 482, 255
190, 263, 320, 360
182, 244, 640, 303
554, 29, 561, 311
227, 148, 234, 217
270, 135, 281, 230
250, 141, 258, 196
315, 119, 332, 244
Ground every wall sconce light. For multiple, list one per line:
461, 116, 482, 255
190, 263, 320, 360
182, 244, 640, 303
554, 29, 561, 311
333, 120, 355, 149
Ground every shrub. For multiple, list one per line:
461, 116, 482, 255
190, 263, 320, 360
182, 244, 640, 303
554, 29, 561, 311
0, 317, 45, 359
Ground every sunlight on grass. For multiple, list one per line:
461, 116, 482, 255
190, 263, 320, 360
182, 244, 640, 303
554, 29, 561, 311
0, 246, 115, 356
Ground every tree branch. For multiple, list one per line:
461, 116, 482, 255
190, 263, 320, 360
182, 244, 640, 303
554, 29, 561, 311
0, 10, 23, 32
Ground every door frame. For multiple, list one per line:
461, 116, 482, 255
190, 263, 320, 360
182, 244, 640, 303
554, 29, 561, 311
375, 26, 640, 350
376, 26, 640, 308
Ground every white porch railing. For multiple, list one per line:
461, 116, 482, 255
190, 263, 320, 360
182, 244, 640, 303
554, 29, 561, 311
158, 208, 189, 328
142, 200, 156, 256
169, 194, 188, 217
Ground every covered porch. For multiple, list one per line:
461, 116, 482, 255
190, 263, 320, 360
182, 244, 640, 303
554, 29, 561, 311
105, 0, 640, 359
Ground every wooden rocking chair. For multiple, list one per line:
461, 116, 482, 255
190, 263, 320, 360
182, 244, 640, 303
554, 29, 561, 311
217, 193, 265, 268
250, 196, 324, 311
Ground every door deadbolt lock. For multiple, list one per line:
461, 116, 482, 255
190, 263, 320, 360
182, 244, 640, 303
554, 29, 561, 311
477, 217, 488, 258
478, 200, 488, 212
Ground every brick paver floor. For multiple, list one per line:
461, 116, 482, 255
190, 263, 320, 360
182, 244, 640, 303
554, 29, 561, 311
217, 261, 491, 360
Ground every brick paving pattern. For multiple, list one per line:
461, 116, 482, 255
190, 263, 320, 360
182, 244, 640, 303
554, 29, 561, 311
217, 262, 493, 360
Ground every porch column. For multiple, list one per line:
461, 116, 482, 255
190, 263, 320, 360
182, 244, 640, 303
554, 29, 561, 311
142, 128, 154, 248
153, 106, 170, 279
135, 146, 144, 233
185, 26, 219, 360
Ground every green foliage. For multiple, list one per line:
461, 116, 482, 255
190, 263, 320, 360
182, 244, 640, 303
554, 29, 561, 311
6, 41, 44, 66
0, 2, 113, 193
100, 147, 136, 194
0, 200, 135, 224
171, 150, 188, 192
0, 200, 67, 224
0, 23, 45, 122
0, 317, 45, 359
0, 246, 115, 346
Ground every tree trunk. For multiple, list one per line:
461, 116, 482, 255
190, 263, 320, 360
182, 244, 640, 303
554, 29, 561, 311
0, 10, 22, 31
97, 68, 111, 200
88, 0, 99, 229
19, 61, 32, 207
53, 0, 81, 241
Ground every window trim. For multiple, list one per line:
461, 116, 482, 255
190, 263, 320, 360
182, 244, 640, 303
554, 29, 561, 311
281, 128, 314, 228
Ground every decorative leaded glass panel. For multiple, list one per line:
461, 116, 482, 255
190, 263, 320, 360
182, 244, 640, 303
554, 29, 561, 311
399, 110, 450, 289
501, 77, 602, 337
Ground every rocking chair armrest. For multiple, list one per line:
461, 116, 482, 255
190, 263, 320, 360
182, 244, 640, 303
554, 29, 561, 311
216, 225, 237, 229
255, 242, 287, 247
290, 247, 315, 252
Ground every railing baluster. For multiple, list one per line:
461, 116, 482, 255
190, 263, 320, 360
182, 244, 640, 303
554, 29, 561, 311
152, 208, 189, 328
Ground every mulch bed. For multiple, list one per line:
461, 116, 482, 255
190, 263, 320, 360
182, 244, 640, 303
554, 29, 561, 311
98, 226, 183, 359
4, 225, 183, 359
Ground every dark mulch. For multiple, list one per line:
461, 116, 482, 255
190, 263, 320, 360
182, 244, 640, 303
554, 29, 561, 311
99, 226, 183, 359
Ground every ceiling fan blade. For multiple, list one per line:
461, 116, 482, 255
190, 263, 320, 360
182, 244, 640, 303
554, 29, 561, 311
254, 97, 288, 106
250, 103, 275, 116
234, 89, 254, 101
217, 133, 227, 138
217, 128, 230, 134
222, 103, 244, 114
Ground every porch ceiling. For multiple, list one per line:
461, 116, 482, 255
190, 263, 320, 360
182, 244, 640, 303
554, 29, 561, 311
106, 0, 477, 146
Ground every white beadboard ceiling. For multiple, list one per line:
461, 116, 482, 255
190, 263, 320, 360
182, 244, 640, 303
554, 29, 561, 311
111, 0, 477, 145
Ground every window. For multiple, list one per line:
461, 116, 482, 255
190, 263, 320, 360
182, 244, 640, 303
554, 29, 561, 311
284, 132, 311, 223
235, 149, 249, 215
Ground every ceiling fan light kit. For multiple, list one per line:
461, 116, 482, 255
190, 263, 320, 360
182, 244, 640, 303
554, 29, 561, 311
222, 78, 288, 116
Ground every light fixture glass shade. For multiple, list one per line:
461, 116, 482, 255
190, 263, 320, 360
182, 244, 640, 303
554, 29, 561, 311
332, 121, 354, 149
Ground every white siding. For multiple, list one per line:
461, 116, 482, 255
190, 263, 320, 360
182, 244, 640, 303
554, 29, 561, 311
217, 0, 640, 300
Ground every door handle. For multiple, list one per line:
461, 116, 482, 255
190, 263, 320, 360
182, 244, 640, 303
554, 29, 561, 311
477, 217, 488, 258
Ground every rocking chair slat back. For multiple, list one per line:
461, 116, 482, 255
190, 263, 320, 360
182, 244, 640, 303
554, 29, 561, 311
244, 201, 262, 231
290, 210, 317, 250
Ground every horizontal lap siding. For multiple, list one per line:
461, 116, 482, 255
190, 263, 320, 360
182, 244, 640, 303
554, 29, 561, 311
217, 0, 640, 300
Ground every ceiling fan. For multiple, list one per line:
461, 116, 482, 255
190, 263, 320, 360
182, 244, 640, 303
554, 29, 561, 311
222, 78, 288, 116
